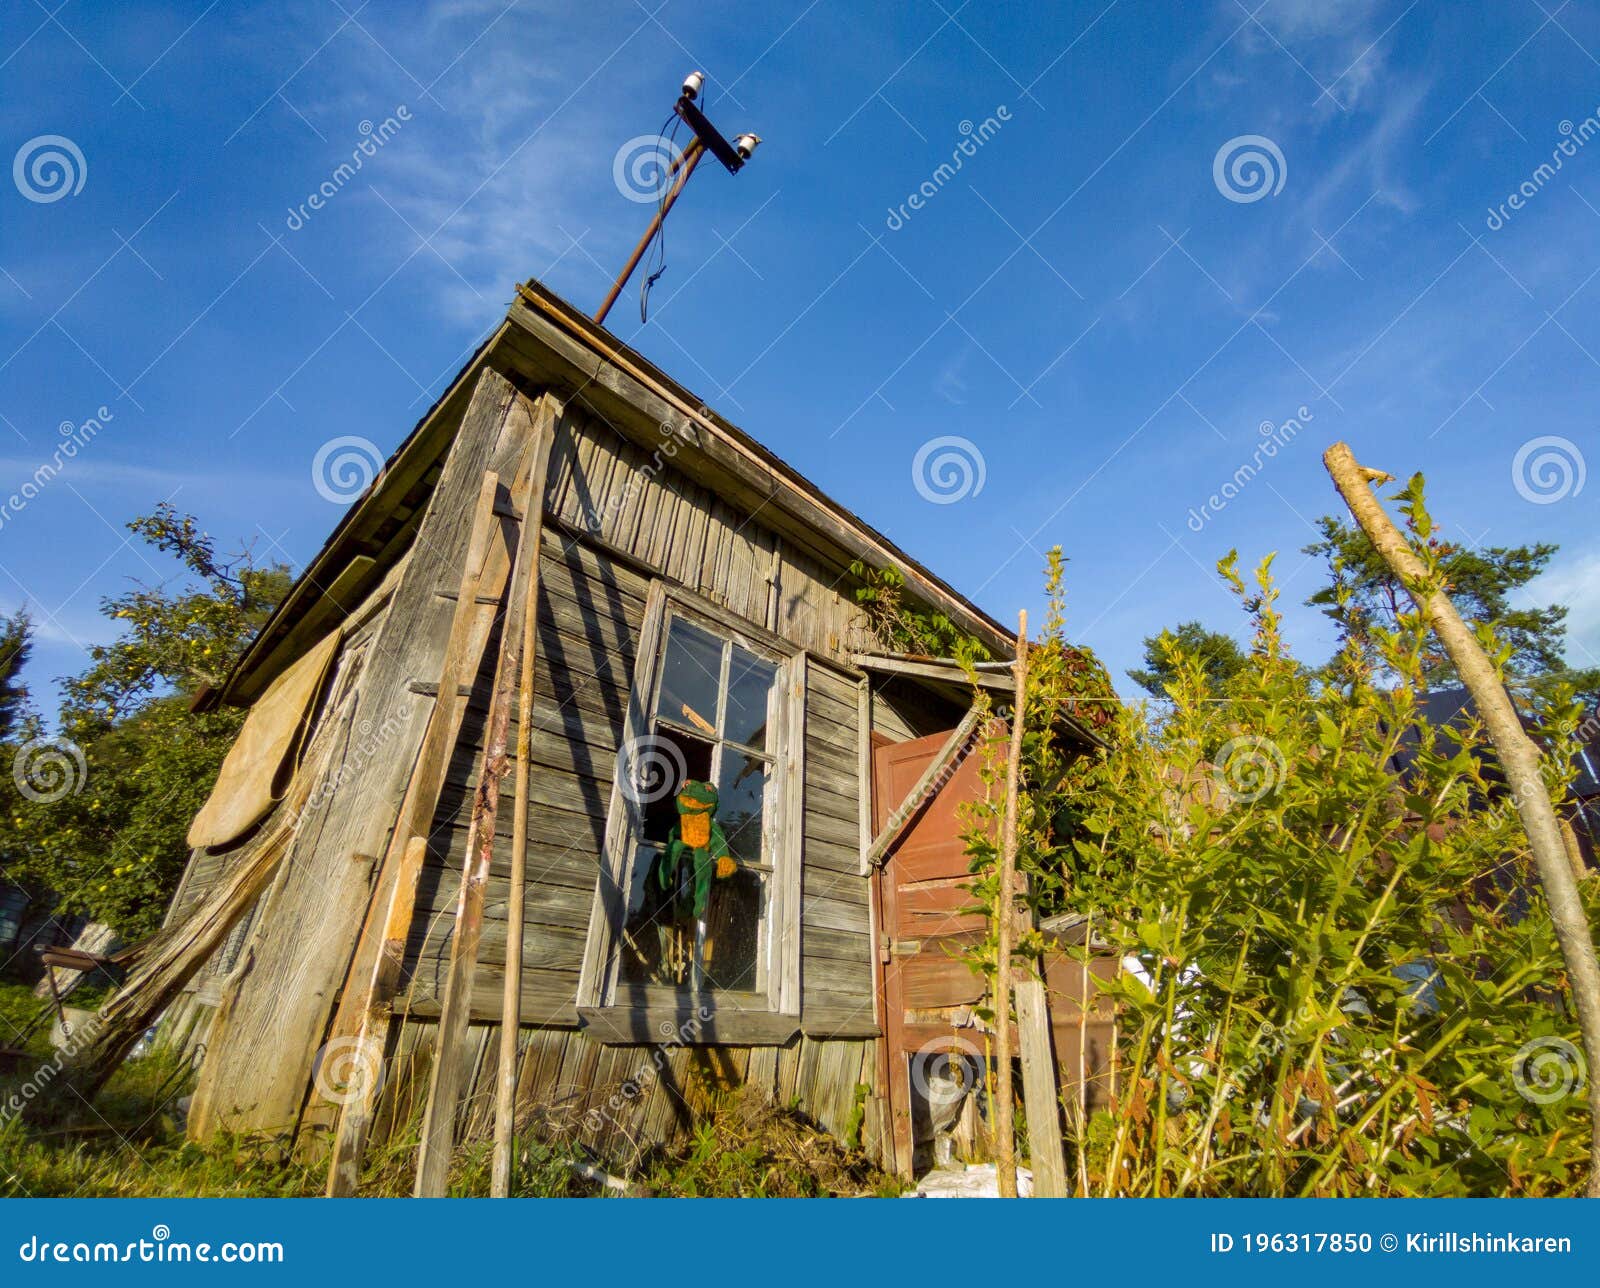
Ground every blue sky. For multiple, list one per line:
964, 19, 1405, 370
1, 0, 1597, 715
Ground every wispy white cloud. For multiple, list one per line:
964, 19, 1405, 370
934, 346, 973, 405
0, 456, 309, 500
1519, 542, 1600, 668
1236, 0, 1398, 113
253, 0, 667, 324
1296, 73, 1430, 226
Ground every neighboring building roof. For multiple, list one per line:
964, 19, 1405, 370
217, 279, 1017, 706
1389, 686, 1600, 801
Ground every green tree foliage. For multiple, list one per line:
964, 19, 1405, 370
961, 549, 1100, 976
1126, 620, 1248, 699
1303, 514, 1599, 702
0, 610, 32, 742
1020, 485, 1595, 1193
0, 508, 290, 941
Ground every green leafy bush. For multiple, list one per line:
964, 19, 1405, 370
990, 483, 1595, 1195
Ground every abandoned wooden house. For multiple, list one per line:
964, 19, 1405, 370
146, 279, 1115, 1190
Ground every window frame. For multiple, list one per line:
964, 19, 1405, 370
576, 581, 806, 1042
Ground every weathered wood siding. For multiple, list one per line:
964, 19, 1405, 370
385, 398, 900, 1158
157, 598, 394, 1059
172, 382, 947, 1163
402, 400, 889, 1019
193, 370, 547, 1136
370, 1018, 879, 1174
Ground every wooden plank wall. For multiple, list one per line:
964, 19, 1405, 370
374, 1016, 878, 1177
155, 601, 394, 1061
388, 399, 896, 1163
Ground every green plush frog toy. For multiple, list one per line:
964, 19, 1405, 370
656, 779, 736, 924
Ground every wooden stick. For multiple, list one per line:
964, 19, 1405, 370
994, 610, 1028, 1198
322, 470, 507, 1196
416, 421, 555, 1198
1014, 965, 1067, 1196
862, 705, 984, 869
492, 399, 559, 1196
1324, 441, 1600, 1198
857, 677, 873, 878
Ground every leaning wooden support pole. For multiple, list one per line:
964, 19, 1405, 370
1014, 963, 1068, 1197
322, 469, 509, 1197
994, 610, 1028, 1198
416, 425, 553, 1198
1324, 441, 1600, 1198
491, 400, 559, 1197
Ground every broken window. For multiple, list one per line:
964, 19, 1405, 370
617, 614, 781, 996
578, 584, 805, 1034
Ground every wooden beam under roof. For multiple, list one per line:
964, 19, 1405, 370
852, 651, 1015, 692
853, 651, 1107, 750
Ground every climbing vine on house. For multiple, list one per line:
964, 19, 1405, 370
849, 556, 1115, 737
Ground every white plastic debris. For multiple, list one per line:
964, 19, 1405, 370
908, 1162, 1034, 1198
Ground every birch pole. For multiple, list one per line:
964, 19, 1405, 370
994, 610, 1028, 1198
1324, 441, 1600, 1197
491, 514, 541, 1198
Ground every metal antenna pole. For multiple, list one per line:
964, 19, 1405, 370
593, 138, 705, 326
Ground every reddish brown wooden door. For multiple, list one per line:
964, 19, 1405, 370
871, 729, 990, 1176
870, 727, 1122, 1178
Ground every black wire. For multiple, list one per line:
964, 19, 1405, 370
640, 108, 686, 323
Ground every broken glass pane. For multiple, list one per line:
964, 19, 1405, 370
717, 750, 769, 865
724, 646, 776, 750
702, 867, 764, 992
655, 617, 723, 736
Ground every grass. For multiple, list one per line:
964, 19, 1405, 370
0, 989, 897, 1199
639, 1093, 903, 1197
0, 978, 51, 1056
